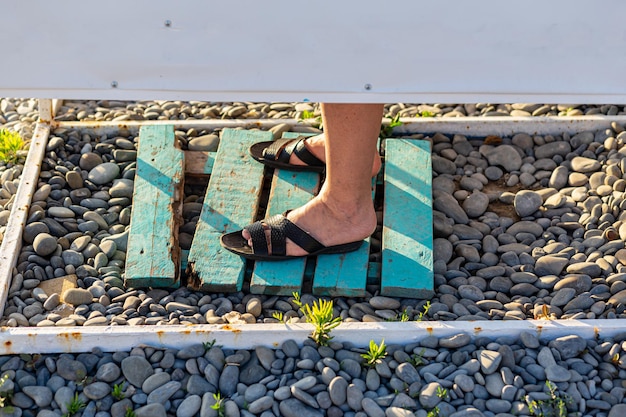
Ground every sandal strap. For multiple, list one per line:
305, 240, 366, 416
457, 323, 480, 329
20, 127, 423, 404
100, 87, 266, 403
292, 137, 325, 168
263, 137, 324, 168
270, 214, 325, 254
245, 221, 269, 256
244, 214, 326, 256
263, 138, 294, 164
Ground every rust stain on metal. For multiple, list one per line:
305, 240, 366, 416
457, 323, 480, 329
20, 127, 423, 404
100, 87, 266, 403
594, 326, 600, 339
58, 332, 82, 341
4, 340, 11, 348
474, 327, 482, 335
221, 325, 241, 334
426, 327, 433, 335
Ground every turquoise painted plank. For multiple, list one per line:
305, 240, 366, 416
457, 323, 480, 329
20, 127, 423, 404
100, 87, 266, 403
381, 139, 434, 298
125, 125, 184, 288
312, 142, 381, 297
250, 132, 319, 295
187, 128, 272, 292
312, 241, 370, 297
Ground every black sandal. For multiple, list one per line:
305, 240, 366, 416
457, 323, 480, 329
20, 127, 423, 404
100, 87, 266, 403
220, 213, 363, 261
249, 136, 325, 172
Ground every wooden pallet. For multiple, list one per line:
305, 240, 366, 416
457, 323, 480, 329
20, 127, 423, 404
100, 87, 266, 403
125, 126, 434, 298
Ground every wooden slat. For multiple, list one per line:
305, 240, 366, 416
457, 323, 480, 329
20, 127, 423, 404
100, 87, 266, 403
312, 243, 370, 297
313, 142, 380, 297
184, 150, 215, 176
187, 129, 271, 291
125, 125, 184, 288
250, 133, 319, 295
312, 175, 377, 297
381, 139, 434, 298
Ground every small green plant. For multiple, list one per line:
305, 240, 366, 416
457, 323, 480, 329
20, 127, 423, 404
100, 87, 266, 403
300, 110, 316, 119
124, 407, 136, 417
387, 309, 410, 322
408, 350, 426, 367
210, 392, 226, 417
203, 339, 216, 351
420, 110, 435, 118
436, 386, 448, 400
380, 114, 402, 139
63, 393, 86, 417
292, 292, 341, 346
416, 301, 431, 322
525, 381, 571, 417
0, 129, 25, 164
427, 406, 441, 417
112, 382, 126, 400
272, 311, 285, 322
0, 373, 13, 411
362, 339, 387, 367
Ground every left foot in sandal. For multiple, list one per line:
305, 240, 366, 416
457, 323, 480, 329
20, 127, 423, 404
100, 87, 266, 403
220, 196, 377, 260
250, 134, 382, 177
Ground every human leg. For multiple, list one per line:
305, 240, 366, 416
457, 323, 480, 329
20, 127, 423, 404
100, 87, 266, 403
222, 103, 384, 258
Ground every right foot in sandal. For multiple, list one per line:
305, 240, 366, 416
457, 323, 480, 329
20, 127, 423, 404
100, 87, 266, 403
220, 195, 377, 260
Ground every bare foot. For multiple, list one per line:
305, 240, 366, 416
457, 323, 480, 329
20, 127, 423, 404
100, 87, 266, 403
291, 134, 382, 177
242, 195, 377, 257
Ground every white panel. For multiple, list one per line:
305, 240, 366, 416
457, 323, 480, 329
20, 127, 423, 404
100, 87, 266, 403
1, 0, 625, 103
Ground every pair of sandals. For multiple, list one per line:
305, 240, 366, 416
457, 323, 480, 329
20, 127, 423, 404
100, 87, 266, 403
220, 136, 364, 261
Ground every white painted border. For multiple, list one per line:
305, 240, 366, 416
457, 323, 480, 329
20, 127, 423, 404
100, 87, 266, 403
0, 122, 50, 319
51, 115, 626, 137
3, 116, 626, 354
2, 320, 625, 355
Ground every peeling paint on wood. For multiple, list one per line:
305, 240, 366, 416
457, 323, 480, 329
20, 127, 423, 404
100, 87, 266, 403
250, 132, 319, 295
125, 125, 184, 288
188, 129, 271, 292
381, 139, 434, 298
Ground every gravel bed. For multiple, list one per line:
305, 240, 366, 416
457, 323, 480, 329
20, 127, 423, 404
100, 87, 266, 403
0, 332, 624, 417
2, 98, 626, 416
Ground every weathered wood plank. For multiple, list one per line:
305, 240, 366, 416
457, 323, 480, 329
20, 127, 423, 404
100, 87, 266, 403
312, 149, 380, 297
381, 139, 434, 298
312, 243, 370, 297
187, 129, 271, 292
250, 133, 320, 295
125, 125, 184, 288
184, 150, 215, 176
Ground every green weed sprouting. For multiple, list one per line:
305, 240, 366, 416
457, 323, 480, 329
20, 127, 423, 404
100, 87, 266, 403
362, 339, 387, 367
272, 311, 285, 323
210, 392, 226, 417
380, 114, 402, 139
0, 373, 13, 411
112, 382, 126, 400
62, 393, 85, 417
0, 129, 25, 164
416, 301, 431, 322
292, 292, 341, 346
525, 380, 571, 417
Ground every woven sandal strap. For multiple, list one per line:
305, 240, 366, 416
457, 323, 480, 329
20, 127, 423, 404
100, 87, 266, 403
292, 137, 325, 168
267, 214, 325, 254
245, 221, 269, 256
263, 138, 294, 163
